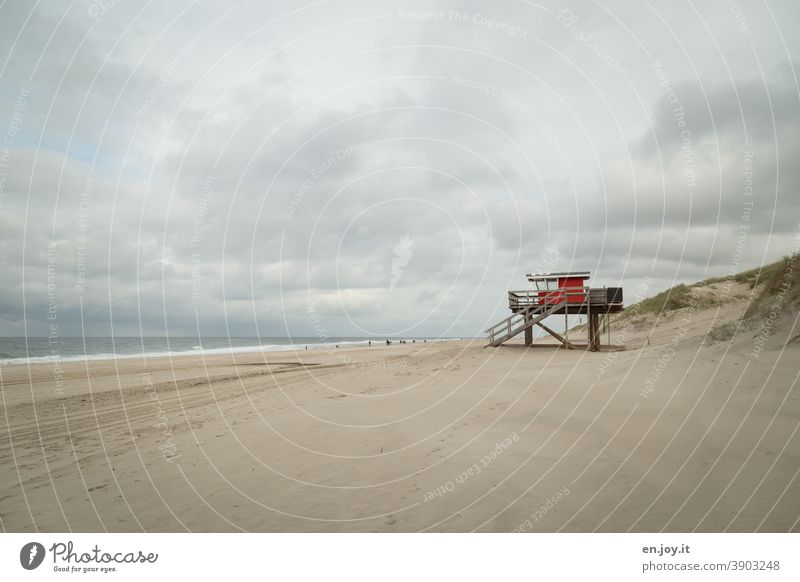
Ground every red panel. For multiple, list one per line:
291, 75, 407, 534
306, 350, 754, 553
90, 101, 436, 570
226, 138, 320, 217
534, 276, 588, 305
537, 290, 561, 305
558, 276, 587, 303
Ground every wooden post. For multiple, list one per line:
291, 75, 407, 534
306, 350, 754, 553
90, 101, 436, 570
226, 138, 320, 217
587, 288, 591, 351
586, 313, 598, 351
592, 313, 600, 351
524, 326, 532, 346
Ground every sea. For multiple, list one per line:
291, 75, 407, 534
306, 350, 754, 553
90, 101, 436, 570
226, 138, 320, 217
0, 336, 451, 366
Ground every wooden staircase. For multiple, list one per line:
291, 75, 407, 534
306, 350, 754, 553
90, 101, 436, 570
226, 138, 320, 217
485, 301, 562, 347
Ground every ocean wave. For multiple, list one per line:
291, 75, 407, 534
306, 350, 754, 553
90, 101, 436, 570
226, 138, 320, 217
0, 339, 385, 366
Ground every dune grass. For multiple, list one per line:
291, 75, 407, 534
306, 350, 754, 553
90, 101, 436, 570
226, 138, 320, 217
619, 253, 799, 321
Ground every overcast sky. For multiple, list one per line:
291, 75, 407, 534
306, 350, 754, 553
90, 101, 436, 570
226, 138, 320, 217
0, 0, 798, 338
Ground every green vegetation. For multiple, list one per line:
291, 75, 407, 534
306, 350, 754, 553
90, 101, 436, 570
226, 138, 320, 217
572, 254, 798, 339
704, 321, 742, 345
620, 253, 799, 321
701, 255, 796, 290
623, 283, 699, 317
742, 253, 800, 319
618, 282, 715, 320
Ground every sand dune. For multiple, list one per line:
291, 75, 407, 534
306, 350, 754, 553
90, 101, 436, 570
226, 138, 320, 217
1, 280, 799, 532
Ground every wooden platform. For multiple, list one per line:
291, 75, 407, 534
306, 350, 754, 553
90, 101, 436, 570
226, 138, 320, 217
507, 287, 623, 315
486, 285, 625, 350
509, 303, 624, 316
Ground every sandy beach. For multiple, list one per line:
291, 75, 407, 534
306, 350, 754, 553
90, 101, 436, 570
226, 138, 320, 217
1, 284, 799, 532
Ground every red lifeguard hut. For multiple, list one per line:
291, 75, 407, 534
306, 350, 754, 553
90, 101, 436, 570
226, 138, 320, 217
486, 271, 624, 350
528, 271, 591, 305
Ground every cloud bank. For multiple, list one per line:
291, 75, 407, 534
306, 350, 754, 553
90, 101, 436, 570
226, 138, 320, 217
1, 0, 798, 338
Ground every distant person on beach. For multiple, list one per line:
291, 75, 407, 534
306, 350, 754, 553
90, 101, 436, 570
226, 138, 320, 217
369, 340, 371, 347
386, 339, 390, 346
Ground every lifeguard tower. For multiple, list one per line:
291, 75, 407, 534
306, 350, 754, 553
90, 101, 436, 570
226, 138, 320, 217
486, 271, 624, 350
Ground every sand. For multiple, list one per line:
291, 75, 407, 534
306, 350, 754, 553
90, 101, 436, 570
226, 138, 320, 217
1, 290, 799, 532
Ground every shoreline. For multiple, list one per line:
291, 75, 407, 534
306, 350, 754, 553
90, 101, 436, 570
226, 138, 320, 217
0, 337, 465, 368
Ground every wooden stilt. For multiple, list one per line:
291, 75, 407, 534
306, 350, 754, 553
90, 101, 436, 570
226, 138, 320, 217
587, 296, 592, 350
588, 313, 600, 351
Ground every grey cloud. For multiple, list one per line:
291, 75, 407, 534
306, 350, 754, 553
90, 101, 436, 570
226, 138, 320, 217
1, 1, 799, 337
